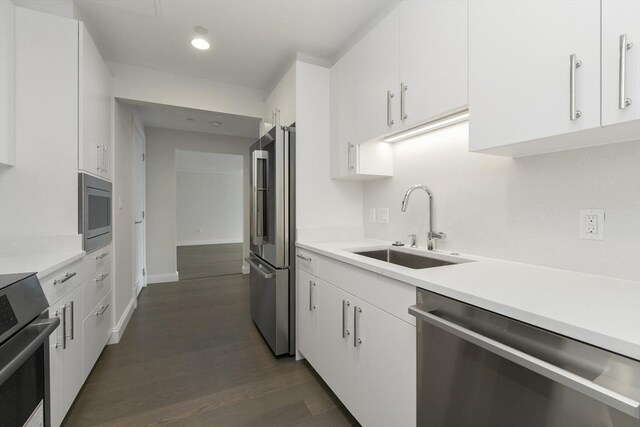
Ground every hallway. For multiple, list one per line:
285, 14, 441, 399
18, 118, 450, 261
177, 243, 244, 280
64, 274, 356, 426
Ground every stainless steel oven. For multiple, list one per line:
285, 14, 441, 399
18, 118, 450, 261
79, 173, 112, 253
0, 273, 60, 427
409, 289, 640, 427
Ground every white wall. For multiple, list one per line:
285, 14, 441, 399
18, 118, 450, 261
295, 61, 364, 240
111, 100, 140, 330
108, 61, 266, 120
364, 123, 640, 281
145, 128, 254, 281
176, 151, 243, 245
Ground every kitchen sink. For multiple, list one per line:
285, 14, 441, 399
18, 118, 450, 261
352, 249, 468, 269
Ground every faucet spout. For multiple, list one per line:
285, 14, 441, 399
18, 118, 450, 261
400, 184, 443, 250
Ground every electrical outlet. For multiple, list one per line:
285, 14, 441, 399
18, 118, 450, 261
580, 209, 604, 240
377, 208, 389, 224
369, 208, 376, 223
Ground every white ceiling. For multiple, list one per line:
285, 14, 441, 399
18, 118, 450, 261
74, 0, 398, 91
126, 100, 261, 138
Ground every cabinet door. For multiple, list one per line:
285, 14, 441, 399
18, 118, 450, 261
48, 304, 64, 427
330, 48, 360, 178
0, 0, 15, 166
80, 24, 113, 180
296, 269, 319, 365
602, 0, 640, 126
357, 7, 400, 143
353, 298, 416, 427
316, 280, 355, 409
469, 0, 601, 152
398, 0, 468, 128
58, 286, 83, 422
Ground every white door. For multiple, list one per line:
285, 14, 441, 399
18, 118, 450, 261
353, 297, 416, 427
316, 280, 355, 408
601, 0, 640, 126
296, 269, 318, 365
469, 0, 601, 152
133, 122, 146, 296
398, 0, 468, 128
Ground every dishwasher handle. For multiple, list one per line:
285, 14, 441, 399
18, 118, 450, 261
408, 305, 640, 419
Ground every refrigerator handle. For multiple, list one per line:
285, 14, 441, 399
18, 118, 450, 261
251, 150, 269, 246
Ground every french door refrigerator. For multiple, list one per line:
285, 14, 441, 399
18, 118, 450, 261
247, 125, 295, 356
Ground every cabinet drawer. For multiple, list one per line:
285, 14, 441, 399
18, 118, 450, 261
295, 248, 319, 276
82, 291, 111, 381
40, 260, 83, 306
82, 261, 112, 319
82, 244, 112, 280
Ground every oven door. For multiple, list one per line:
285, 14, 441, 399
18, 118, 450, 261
0, 314, 59, 427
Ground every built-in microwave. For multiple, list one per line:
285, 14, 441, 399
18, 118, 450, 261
78, 173, 112, 253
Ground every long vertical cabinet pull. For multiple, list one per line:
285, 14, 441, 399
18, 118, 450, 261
96, 145, 102, 174
55, 305, 66, 349
387, 90, 395, 126
400, 83, 408, 120
353, 306, 362, 347
309, 280, 316, 311
342, 300, 351, 338
103, 145, 108, 176
619, 34, 633, 109
68, 301, 74, 340
569, 54, 582, 120
347, 143, 355, 173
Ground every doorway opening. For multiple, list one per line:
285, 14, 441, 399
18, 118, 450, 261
176, 150, 244, 280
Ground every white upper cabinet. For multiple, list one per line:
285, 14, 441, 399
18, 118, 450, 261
262, 64, 295, 135
601, 0, 640, 126
0, 0, 15, 166
469, 0, 602, 155
398, 0, 468, 129
79, 23, 113, 181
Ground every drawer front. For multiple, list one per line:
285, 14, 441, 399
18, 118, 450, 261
295, 248, 319, 275
82, 261, 112, 319
40, 260, 83, 306
82, 244, 112, 280
82, 291, 112, 381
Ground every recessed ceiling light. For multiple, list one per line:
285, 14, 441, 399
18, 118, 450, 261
191, 38, 210, 50
210, 121, 221, 126
193, 26, 208, 35
186, 117, 195, 121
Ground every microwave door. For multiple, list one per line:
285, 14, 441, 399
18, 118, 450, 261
260, 127, 288, 268
85, 187, 111, 238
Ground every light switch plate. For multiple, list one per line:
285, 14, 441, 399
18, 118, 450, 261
377, 208, 389, 224
369, 208, 376, 223
580, 209, 604, 240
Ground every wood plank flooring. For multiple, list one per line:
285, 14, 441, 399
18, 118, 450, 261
177, 243, 243, 280
63, 273, 358, 426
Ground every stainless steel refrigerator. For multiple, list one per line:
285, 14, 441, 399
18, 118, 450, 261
246, 125, 295, 356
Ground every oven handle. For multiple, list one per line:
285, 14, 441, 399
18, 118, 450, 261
244, 256, 275, 279
408, 305, 640, 419
0, 317, 60, 386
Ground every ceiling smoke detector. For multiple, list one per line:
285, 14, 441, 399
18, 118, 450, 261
210, 121, 222, 126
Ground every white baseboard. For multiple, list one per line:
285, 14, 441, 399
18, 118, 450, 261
147, 271, 179, 284
177, 238, 242, 246
242, 263, 249, 274
108, 295, 136, 345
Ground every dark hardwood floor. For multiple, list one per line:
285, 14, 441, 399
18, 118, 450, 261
63, 273, 357, 426
177, 243, 243, 280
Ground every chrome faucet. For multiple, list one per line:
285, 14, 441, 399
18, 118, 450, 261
401, 184, 445, 250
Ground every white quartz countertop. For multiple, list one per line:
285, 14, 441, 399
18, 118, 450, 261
0, 250, 85, 279
296, 239, 640, 360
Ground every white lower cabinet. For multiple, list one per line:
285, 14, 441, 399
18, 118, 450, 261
297, 255, 416, 426
49, 285, 83, 427
82, 291, 112, 381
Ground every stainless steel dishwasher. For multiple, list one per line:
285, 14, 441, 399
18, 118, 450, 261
409, 289, 640, 427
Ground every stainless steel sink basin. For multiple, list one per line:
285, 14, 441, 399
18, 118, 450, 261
353, 249, 465, 269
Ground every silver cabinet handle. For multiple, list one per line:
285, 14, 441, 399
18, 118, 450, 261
95, 273, 109, 283
353, 306, 362, 347
309, 280, 316, 311
408, 305, 640, 419
68, 301, 74, 340
96, 304, 109, 316
96, 145, 102, 173
103, 145, 108, 175
296, 253, 312, 262
348, 143, 355, 172
569, 54, 582, 120
54, 305, 66, 350
135, 220, 143, 224
400, 83, 408, 120
53, 272, 76, 285
244, 257, 274, 279
95, 252, 108, 260
619, 34, 633, 109
387, 90, 395, 126
342, 300, 351, 338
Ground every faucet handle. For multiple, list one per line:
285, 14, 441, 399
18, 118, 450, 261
407, 234, 417, 248
431, 231, 446, 240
